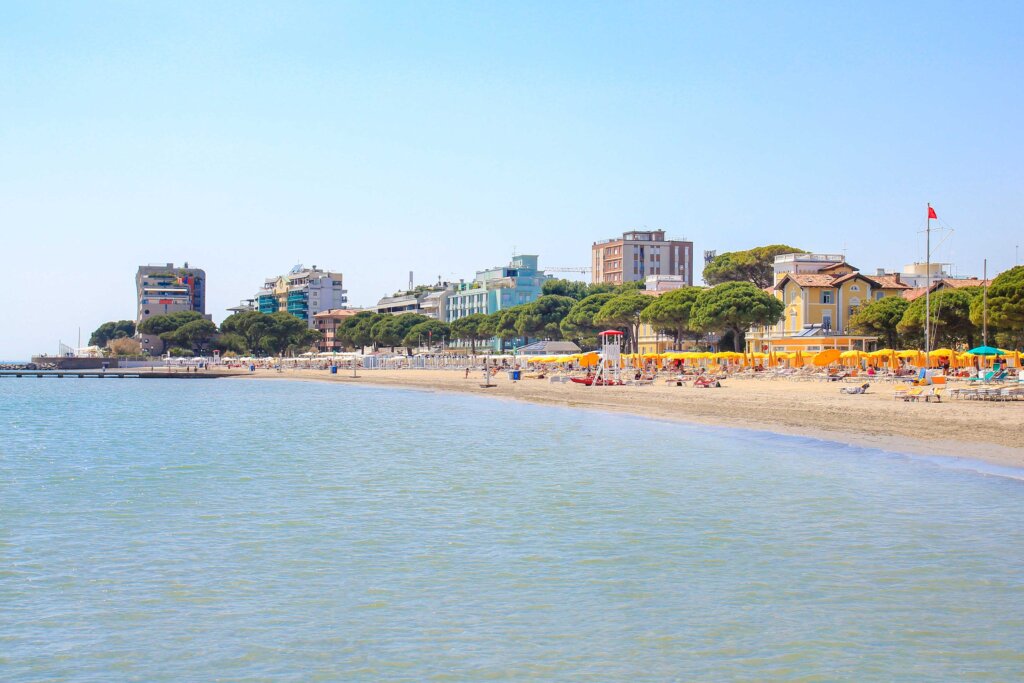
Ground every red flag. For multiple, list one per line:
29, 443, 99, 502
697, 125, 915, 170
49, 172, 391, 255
927, 206, 937, 220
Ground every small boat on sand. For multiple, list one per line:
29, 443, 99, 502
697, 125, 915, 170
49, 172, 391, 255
569, 376, 623, 386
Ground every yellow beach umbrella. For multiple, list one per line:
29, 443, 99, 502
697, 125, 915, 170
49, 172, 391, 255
813, 349, 842, 367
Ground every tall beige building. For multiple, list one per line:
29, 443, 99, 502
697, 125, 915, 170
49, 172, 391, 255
591, 230, 693, 286
136, 263, 208, 355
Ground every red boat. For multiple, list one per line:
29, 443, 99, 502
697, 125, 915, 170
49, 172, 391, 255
569, 377, 623, 386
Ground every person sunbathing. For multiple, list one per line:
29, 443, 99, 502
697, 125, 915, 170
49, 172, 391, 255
693, 375, 721, 388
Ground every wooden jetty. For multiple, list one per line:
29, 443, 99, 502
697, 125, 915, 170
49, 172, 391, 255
0, 370, 235, 379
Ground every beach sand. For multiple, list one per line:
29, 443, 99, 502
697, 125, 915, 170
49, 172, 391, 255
224, 367, 1024, 469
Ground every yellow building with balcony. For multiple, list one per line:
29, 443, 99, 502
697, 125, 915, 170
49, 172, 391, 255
746, 254, 910, 354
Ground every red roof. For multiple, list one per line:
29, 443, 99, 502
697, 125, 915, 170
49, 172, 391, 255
599, 330, 624, 336
868, 274, 910, 290
903, 278, 990, 301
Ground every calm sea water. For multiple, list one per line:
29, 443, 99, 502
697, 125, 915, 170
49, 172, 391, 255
2, 378, 1023, 681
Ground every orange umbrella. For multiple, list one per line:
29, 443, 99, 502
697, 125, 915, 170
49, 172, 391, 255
813, 349, 842, 367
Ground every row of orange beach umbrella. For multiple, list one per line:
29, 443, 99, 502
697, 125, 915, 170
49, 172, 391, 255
523, 348, 1021, 370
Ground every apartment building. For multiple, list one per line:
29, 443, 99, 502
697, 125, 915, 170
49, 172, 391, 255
256, 264, 347, 328
135, 262, 207, 354
312, 308, 363, 352
445, 255, 549, 323
374, 283, 454, 320
591, 230, 694, 286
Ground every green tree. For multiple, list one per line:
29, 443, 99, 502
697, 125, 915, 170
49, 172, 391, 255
593, 291, 653, 353
495, 306, 529, 351
515, 295, 575, 341
586, 282, 617, 296
849, 296, 909, 348
971, 266, 1024, 349
137, 311, 204, 336
449, 313, 491, 353
541, 278, 590, 300
403, 320, 451, 348
559, 293, 615, 349
476, 313, 500, 347
219, 311, 270, 353
160, 319, 218, 353
639, 286, 703, 347
211, 332, 248, 355
898, 287, 981, 349
335, 311, 385, 350
690, 281, 785, 351
89, 320, 136, 347
371, 313, 429, 348
261, 311, 320, 355
703, 244, 804, 289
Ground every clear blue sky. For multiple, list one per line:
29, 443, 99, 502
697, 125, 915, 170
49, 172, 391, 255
2, 1, 1021, 358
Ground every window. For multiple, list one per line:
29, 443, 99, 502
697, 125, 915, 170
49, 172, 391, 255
850, 285, 859, 292
876, 292, 884, 300
822, 313, 832, 330
821, 290, 833, 304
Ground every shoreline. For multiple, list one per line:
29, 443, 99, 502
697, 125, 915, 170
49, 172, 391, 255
224, 368, 1024, 470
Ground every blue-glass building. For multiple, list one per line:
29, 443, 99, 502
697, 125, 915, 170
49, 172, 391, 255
445, 255, 549, 323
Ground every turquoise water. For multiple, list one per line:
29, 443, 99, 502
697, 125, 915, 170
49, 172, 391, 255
2, 379, 1024, 681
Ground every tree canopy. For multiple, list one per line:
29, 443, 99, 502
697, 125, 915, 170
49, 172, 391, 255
972, 266, 1024, 348
160, 319, 218, 352
541, 278, 591, 300
849, 296, 909, 348
690, 281, 785, 351
702, 244, 804, 289
639, 286, 703, 346
403, 320, 451, 348
559, 293, 615, 349
137, 311, 204, 336
475, 313, 500, 342
89, 320, 136, 347
335, 311, 386, 350
370, 313, 430, 348
219, 310, 319, 355
593, 291, 653, 353
515, 295, 575, 341
898, 287, 981, 349
449, 313, 491, 352
495, 306, 529, 348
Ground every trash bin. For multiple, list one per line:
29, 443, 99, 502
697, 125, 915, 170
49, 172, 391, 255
330, 365, 338, 374
511, 370, 521, 381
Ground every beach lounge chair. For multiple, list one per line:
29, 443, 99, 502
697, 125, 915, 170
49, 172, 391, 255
840, 383, 870, 394
901, 387, 922, 401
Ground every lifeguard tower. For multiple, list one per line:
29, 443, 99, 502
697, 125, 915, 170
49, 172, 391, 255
591, 330, 624, 385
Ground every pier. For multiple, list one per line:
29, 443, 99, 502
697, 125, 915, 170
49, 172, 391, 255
0, 370, 233, 379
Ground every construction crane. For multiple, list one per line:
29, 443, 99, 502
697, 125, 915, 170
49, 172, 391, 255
546, 266, 592, 274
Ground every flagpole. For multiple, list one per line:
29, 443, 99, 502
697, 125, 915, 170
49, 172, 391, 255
925, 203, 931, 370
983, 258, 988, 347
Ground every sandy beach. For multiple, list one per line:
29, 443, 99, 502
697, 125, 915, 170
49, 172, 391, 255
223, 368, 1024, 469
